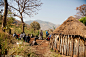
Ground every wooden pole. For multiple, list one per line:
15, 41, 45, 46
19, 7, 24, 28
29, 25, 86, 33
84, 39, 86, 57
66, 35, 67, 56
62, 35, 65, 55
64, 35, 66, 55
62, 35, 63, 55
67, 35, 69, 56
77, 36, 80, 57
66, 35, 68, 56
68, 35, 70, 56
63, 35, 65, 55
52, 35, 55, 50
58, 35, 60, 52
57, 35, 59, 51
70, 35, 72, 56
60, 35, 62, 53
71, 35, 74, 57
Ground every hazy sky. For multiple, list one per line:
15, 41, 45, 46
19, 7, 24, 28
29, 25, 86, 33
0, 0, 86, 24
23, 0, 86, 24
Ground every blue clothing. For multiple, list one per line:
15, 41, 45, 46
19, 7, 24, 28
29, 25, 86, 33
49, 35, 51, 38
46, 31, 49, 35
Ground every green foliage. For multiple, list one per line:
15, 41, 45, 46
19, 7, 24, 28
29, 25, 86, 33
27, 52, 38, 57
0, 32, 9, 55
79, 17, 86, 26
30, 21, 40, 30
6, 17, 15, 29
8, 10, 12, 14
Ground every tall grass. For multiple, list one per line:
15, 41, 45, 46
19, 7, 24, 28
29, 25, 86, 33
0, 31, 9, 55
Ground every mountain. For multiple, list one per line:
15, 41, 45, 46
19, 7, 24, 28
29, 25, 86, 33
25, 20, 60, 30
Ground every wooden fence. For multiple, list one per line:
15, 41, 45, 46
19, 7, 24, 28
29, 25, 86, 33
50, 35, 86, 57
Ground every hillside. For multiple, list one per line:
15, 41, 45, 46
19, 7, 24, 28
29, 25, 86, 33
13, 19, 30, 28
25, 20, 60, 30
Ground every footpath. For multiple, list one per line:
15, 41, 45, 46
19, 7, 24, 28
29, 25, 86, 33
29, 38, 65, 57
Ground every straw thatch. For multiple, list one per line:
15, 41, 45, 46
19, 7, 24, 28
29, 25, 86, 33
53, 16, 86, 38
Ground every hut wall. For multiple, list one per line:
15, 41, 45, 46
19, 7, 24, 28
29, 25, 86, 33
73, 38, 84, 57
50, 35, 85, 57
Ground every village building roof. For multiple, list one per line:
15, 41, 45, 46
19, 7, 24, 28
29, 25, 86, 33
53, 16, 86, 38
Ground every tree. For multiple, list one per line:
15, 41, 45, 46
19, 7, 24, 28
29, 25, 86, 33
30, 21, 40, 30
76, 4, 86, 16
74, 4, 86, 19
79, 17, 86, 26
8, 0, 42, 32
0, 0, 8, 32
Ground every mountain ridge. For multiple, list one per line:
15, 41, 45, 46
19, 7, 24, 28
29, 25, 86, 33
25, 20, 60, 30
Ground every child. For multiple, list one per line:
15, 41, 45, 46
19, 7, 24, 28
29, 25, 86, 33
30, 38, 38, 46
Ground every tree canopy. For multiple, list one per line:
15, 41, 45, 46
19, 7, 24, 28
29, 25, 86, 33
74, 4, 86, 19
30, 21, 40, 30
79, 17, 86, 26
76, 4, 86, 17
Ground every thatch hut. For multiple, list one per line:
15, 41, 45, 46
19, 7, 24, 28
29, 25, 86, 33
50, 16, 86, 57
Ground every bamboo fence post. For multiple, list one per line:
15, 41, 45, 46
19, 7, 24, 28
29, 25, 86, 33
68, 35, 70, 56
71, 35, 74, 57
60, 35, 62, 53
62, 35, 63, 55
66, 35, 67, 56
62, 35, 64, 55
77, 36, 80, 57
64, 35, 66, 55
59, 35, 61, 52
67, 35, 69, 56
84, 39, 86, 57
58, 35, 61, 52
63, 35, 65, 55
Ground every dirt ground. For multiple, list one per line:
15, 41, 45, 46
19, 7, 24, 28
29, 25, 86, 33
29, 38, 70, 57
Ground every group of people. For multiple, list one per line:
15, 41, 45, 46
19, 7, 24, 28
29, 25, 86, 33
13, 30, 52, 46
13, 32, 31, 43
39, 30, 51, 40
46, 30, 51, 40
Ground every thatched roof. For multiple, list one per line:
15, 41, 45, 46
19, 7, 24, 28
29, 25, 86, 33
53, 16, 86, 38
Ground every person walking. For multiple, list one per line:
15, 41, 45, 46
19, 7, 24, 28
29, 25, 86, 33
39, 30, 43, 40
46, 30, 49, 38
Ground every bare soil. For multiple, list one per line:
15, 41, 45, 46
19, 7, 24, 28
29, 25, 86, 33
29, 38, 62, 57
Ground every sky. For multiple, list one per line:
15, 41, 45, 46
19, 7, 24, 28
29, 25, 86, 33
23, 0, 86, 24
0, 0, 86, 25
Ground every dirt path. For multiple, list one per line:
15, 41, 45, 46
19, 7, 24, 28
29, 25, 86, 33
29, 38, 62, 57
